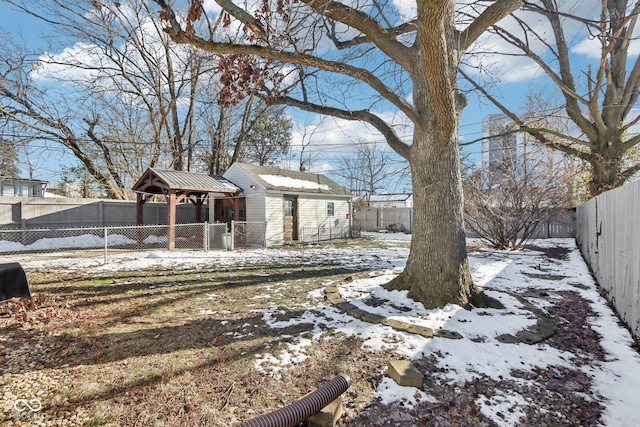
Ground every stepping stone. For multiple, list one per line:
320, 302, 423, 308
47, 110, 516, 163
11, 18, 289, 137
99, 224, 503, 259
388, 360, 423, 388
435, 329, 463, 339
307, 398, 343, 427
334, 301, 357, 312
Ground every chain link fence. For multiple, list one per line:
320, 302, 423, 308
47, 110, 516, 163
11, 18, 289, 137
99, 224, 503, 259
232, 221, 267, 248
0, 222, 254, 259
0, 221, 359, 260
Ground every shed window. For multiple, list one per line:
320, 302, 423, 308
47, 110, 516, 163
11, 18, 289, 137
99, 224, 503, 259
327, 202, 335, 216
284, 199, 294, 217
2, 184, 15, 197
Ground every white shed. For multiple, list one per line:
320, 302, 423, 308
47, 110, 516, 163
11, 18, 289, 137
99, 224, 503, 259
210, 163, 353, 247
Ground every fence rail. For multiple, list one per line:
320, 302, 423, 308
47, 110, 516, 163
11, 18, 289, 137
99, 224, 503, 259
0, 197, 203, 229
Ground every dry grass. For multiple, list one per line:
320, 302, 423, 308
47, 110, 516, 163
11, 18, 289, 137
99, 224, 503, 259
1, 239, 399, 426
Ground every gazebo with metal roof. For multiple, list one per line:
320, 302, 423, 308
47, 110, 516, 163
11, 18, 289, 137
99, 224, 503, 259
132, 168, 241, 249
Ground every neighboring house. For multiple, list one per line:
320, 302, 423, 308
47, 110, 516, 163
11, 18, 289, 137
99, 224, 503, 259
0, 176, 48, 198
211, 162, 352, 247
368, 193, 413, 208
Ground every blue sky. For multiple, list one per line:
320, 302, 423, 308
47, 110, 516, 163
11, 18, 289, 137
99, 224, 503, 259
0, 1, 605, 191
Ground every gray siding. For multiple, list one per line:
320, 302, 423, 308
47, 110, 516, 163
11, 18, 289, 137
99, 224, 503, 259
213, 165, 266, 223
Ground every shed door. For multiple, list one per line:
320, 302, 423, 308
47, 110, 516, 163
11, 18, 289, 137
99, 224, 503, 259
284, 196, 298, 242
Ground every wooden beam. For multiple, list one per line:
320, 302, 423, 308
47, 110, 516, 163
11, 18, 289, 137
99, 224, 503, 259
233, 195, 240, 221
194, 195, 205, 223
136, 192, 146, 226
167, 190, 177, 250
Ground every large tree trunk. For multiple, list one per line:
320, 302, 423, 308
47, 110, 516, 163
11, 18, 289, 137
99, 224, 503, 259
385, 1, 476, 308
386, 132, 476, 308
588, 151, 623, 197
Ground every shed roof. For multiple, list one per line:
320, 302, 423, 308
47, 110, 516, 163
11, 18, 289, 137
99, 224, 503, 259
132, 168, 241, 195
369, 193, 412, 202
232, 163, 350, 196
0, 176, 48, 184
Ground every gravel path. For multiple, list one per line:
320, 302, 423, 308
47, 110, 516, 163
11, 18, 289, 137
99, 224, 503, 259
1, 330, 95, 427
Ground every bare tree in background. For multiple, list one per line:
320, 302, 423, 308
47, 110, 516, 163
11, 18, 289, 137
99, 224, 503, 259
242, 106, 292, 166
290, 117, 324, 173
335, 141, 407, 205
463, 0, 640, 197
464, 137, 576, 249
0, 31, 130, 198
0, 116, 20, 177
200, 93, 293, 174
1, 0, 291, 197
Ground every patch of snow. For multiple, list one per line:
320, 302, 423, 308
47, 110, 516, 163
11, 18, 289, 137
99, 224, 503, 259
258, 174, 330, 191
376, 377, 433, 408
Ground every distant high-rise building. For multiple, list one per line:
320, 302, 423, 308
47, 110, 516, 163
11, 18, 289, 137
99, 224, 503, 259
481, 114, 517, 184
480, 113, 580, 206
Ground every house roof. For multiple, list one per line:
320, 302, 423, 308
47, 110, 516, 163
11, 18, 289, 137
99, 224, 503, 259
0, 176, 48, 184
132, 168, 241, 194
232, 163, 350, 196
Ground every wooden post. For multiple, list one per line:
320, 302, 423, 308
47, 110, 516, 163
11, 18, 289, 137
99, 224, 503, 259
167, 191, 176, 250
195, 196, 204, 223
232, 195, 240, 221
136, 193, 145, 226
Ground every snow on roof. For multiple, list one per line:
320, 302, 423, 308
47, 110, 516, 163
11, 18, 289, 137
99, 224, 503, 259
43, 191, 65, 198
369, 193, 412, 202
258, 174, 330, 191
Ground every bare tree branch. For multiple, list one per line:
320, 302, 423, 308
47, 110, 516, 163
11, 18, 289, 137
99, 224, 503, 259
458, 0, 524, 51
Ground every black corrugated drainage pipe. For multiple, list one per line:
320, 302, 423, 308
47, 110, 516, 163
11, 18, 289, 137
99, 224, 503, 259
237, 373, 351, 427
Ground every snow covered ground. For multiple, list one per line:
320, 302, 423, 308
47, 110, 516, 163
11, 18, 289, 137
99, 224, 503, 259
14, 232, 640, 426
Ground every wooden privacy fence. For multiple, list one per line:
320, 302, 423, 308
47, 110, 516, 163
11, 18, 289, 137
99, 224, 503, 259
353, 207, 413, 233
354, 207, 576, 238
576, 180, 640, 339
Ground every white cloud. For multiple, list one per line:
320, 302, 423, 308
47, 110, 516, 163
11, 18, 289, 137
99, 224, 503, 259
571, 37, 601, 59
31, 42, 103, 82
392, 0, 416, 20
573, 35, 640, 59
202, 0, 223, 15
289, 112, 412, 158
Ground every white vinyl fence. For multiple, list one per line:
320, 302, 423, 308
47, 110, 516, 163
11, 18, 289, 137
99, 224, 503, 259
355, 207, 576, 238
353, 207, 412, 232
576, 180, 640, 339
